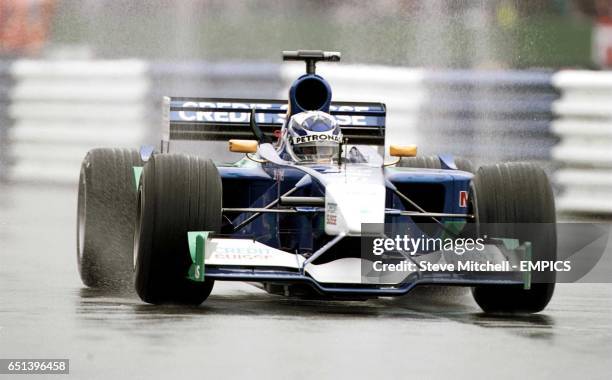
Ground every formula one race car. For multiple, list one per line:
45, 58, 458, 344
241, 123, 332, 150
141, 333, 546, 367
77, 51, 557, 313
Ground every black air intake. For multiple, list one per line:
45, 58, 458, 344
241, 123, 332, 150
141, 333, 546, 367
289, 74, 332, 113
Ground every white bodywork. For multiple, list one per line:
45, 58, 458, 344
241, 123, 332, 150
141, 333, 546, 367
323, 164, 386, 236
257, 142, 387, 236
209, 144, 511, 286
205, 238, 510, 285
206, 238, 305, 269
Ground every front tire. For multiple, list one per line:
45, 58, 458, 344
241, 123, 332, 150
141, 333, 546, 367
77, 148, 142, 288
471, 163, 556, 313
134, 154, 221, 305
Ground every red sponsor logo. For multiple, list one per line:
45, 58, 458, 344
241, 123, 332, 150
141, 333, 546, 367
459, 191, 468, 208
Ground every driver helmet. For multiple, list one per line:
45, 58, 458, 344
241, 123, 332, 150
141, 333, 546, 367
281, 111, 342, 163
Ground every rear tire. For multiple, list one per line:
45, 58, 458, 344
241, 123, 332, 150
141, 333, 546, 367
471, 163, 556, 313
77, 148, 142, 288
399, 155, 475, 173
134, 154, 221, 305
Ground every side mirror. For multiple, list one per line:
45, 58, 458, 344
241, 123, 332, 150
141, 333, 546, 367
389, 145, 417, 158
229, 139, 258, 153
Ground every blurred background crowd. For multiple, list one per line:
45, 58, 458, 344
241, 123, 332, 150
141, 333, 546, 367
0, 0, 610, 69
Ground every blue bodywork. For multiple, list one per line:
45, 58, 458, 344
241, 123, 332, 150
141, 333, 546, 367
218, 162, 472, 252
164, 68, 527, 297
214, 71, 471, 249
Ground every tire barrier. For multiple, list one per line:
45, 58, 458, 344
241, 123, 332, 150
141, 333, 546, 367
150, 61, 285, 162
0, 60, 284, 184
282, 63, 426, 150
0, 60, 14, 182
283, 65, 559, 171
0, 60, 609, 217
151, 61, 282, 99
418, 70, 558, 169
552, 70, 612, 215
5, 59, 151, 183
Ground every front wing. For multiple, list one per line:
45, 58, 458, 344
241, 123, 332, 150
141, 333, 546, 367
186, 233, 532, 297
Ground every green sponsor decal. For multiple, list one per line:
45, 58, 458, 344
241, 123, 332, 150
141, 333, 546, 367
132, 166, 143, 191
523, 241, 532, 290
441, 220, 466, 240
495, 237, 520, 251
492, 238, 532, 289
187, 231, 210, 282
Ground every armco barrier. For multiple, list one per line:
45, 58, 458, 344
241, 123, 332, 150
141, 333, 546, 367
552, 70, 612, 215
282, 63, 426, 150
0, 60, 564, 193
6, 59, 151, 183
151, 61, 283, 99
282, 65, 558, 169
150, 61, 284, 147
0, 61, 13, 182
1, 60, 287, 184
418, 70, 558, 167
3, 60, 608, 216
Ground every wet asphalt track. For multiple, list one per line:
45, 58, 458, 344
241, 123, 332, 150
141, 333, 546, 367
1, 184, 611, 379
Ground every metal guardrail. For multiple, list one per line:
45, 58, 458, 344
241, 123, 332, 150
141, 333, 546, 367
150, 61, 286, 162
5, 60, 151, 183
288, 65, 559, 169
1, 60, 607, 217
150, 61, 283, 99
0, 60, 288, 183
552, 70, 612, 215
0, 61, 14, 182
283, 63, 426, 150
418, 70, 559, 168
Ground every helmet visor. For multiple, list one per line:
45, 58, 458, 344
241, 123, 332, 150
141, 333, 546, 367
292, 141, 338, 163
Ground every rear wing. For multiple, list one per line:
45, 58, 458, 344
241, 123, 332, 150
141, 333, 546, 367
162, 97, 386, 146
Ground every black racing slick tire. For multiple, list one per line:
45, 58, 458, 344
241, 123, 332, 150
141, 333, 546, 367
134, 154, 221, 305
471, 163, 556, 313
398, 155, 475, 173
77, 148, 142, 288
